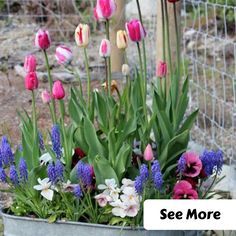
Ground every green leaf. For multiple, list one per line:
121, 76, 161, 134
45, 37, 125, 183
48, 215, 57, 223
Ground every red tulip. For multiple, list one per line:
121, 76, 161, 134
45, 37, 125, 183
96, 0, 116, 20
125, 19, 146, 42
52, 80, 65, 100
24, 55, 37, 73
168, 0, 180, 3
35, 29, 51, 50
173, 180, 198, 199
156, 61, 167, 78
25, 72, 38, 90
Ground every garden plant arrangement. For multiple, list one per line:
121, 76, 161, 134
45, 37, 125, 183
0, 0, 224, 235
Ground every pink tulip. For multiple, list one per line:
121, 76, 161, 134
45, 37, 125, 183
173, 180, 198, 199
125, 19, 146, 42
25, 72, 38, 90
24, 55, 37, 73
52, 80, 65, 100
181, 152, 202, 178
35, 29, 51, 50
144, 144, 154, 161
99, 39, 111, 58
96, 0, 116, 20
55, 45, 73, 65
156, 61, 167, 78
41, 90, 51, 104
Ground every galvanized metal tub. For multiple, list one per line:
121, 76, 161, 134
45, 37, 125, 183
2, 212, 201, 236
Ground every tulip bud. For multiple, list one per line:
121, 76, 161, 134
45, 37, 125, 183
24, 55, 37, 73
25, 72, 38, 91
35, 29, 51, 50
99, 39, 111, 58
116, 30, 128, 50
41, 90, 51, 104
93, 6, 99, 21
52, 80, 65, 100
75, 24, 90, 48
144, 144, 154, 161
55, 45, 73, 65
125, 19, 146, 42
156, 61, 167, 78
122, 64, 130, 76
96, 0, 116, 20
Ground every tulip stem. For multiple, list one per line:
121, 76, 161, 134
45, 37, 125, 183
137, 42, 147, 121
173, 2, 181, 95
136, 0, 147, 84
31, 90, 37, 146
43, 50, 56, 124
163, 0, 173, 77
105, 19, 111, 97
59, 100, 70, 172
104, 58, 108, 94
83, 48, 91, 108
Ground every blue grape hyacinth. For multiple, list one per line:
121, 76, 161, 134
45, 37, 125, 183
19, 158, 28, 182
51, 125, 62, 159
10, 165, 19, 186
1, 136, 14, 166
77, 161, 93, 187
74, 184, 83, 199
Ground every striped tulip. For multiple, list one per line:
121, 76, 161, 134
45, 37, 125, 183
99, 39, 111, 58
75, 24, 90, 48
35, 29, 51, 50
125, 19, 146, 42
116, 30, 128, 50
96, 0, 116, 20
55, 45, 73, 65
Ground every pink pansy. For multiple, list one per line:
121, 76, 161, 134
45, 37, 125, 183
173, 180, 198, 199
24, 55, 37, 73
35, 29, 51, 50
125, 19, 146, 42
94, 193, 112, 207
96, 0, 116, 20
182, 152, 202, 177
55, 45, 73, 65
52, 80, 65, 100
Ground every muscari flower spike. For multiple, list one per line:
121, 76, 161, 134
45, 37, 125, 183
0, 167, 7, 183
177, 155, 186, 173
1, 136, 14, 166
51, 125, 62, 159
47, 163, 57, 184
77, 161, 93, 187
55, 160, 64, 181
74, 184, 83, 199
200, 150, 224, 176
10, 165, 19, 186
19, 158, 28, 182
39, 132, 45, 151
134, 164, 149, 195
151, 160, 163, 191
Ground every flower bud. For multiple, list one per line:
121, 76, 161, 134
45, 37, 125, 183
52, 80, 65, 100
96, 0, 116, 20
35, 29, 51, 50
75, 24, 90, 48
144, 144, 154, 161
126, 19, 146, 42
122, 64, 130, 76
99, 39, 111, 58
25, 72, 38, 90
156, 61, 167, 78
55, 45, 73, 65
41, 90, 51, 104
24, 55, 37, 73
116, 30, 128, 50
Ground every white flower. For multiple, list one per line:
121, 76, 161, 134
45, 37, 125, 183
98, 179, 120, 201
110, 199, 140, 218
62, 180, 77, 193
33, 178, 54, 201
94, 193, 112, 207
39, 153, 52, 165
120, 186, 139, 205
121, 178, 135, 190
